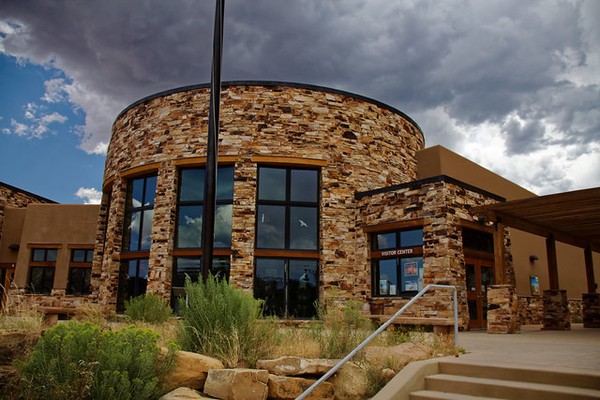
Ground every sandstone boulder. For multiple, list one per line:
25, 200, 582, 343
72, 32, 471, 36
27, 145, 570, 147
330, 362, 368, 400
256, 356, 338, 376
267, 374, 334, 400
159, 387, 213, 399
204, 368, 269, 400
164, 350, 225, 392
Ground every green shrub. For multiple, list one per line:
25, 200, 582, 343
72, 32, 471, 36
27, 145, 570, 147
15, 321, 174, 400
177, 276, 277, 367
124, 293, 172, 324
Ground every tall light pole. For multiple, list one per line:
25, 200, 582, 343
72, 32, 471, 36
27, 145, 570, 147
201, 0, 225, 282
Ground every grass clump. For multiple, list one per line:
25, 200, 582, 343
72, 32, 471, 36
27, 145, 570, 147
124, 293, 172, 324
177, 276, 277, 368
13, 321, 175, 400
310, 300, 372, 359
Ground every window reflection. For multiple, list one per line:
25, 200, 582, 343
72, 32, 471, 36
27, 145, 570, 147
256, 205, 285, 248
256, 167, 319, 251
176, 166, 233, 249
124, 175, 157, 252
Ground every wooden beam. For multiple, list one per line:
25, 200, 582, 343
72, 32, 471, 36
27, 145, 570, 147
585, 245, 597, 293
493, 222, 506, 284
546, 234, 559, 291
487, 211, 600, 253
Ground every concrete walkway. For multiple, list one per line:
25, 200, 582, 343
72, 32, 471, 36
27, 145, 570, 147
455, 323, 600, 372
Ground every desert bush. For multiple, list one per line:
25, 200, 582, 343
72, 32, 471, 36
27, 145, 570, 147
310, 300, 372, 359
15, 321, 175, 400
124, 293, 172, 324
177, 276, 278, 367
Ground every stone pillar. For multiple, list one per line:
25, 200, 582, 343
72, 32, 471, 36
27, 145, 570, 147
542, 289, 571, 330
582, 293, 600, 328
487, 285, 520, 334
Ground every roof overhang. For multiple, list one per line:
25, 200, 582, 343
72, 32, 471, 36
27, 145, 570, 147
471, 187, 600, 253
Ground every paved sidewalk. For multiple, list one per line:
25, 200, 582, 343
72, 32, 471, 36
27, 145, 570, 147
455, 324, 600, 372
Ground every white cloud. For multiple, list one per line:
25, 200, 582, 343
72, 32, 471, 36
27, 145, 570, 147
75, 187, 102, 204
6, 103, 67, 139
41, 78, 68, 103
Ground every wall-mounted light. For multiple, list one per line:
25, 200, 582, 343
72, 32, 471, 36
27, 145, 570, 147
8, 243, 19, 251
529, 255, 539, 263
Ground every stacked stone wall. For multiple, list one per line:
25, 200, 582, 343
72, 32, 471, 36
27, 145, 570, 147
356, 179, 506, 328
95, 83, 425, 308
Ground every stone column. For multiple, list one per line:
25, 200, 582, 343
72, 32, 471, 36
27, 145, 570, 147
542, 289, 571, 330
582, 293, 600, 328
487, 285, 520, 334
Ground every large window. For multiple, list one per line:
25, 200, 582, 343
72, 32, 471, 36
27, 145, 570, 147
119, 175, 156, 311
171, 256, 230, 309
371, 228, 423, 297
123, 175, 157, 252
117, 259, 148, 311
67, 248, 93, 295
28, 248, 57, 294
176, 166, 234, 249
254, 258, 318, 318
256, 167, 319, 250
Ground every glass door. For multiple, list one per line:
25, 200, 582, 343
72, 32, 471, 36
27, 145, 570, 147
466, 258, 495, 330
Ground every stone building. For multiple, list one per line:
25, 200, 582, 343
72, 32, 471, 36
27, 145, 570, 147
2, 82, 598, 330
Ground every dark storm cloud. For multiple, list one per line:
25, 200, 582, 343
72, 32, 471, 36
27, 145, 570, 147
1, 0, 598, 168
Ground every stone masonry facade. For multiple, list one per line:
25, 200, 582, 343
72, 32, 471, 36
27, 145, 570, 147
92, 82, 425, 310
355, 177, 512, 328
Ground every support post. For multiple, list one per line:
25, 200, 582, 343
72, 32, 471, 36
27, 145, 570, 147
493, 222, 506, 284
201, 0, 225, 282
546, 234, 559, 291
584, 245, 596, 293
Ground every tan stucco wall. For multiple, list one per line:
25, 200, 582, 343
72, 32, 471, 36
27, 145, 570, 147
12, 204, 99, 291
417, 145, 535, 201
511, 229, 600, 298
0, 208, 27, 266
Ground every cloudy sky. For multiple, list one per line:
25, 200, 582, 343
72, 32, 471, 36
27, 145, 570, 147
1, 0, 599, 203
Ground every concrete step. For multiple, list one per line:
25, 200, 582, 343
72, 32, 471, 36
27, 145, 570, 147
423, 373, 600, 400
438, 360, 600, 390
410, 389, 503, 400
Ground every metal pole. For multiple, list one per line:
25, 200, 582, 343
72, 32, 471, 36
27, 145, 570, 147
201, 0, 225, 281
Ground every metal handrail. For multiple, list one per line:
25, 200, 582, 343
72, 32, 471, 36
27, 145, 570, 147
296, 284, 458, 400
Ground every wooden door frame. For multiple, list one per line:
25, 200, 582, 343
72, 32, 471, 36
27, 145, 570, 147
465, 256, 495, 330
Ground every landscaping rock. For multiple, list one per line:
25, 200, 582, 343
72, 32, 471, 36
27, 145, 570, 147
204, 368, 269, 400
363, 342, 431, 368
256, 356, 338, 376
159, 387, 212, 399
330, 362, 368, 400
164, 350, 225, 392
267, 374, 334, 400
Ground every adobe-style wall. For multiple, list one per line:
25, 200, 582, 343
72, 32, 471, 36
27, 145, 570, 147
355, 177, 513, 328
93, 82, 425, 309
0, 183, 54, 247
8, 204, 100, 310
